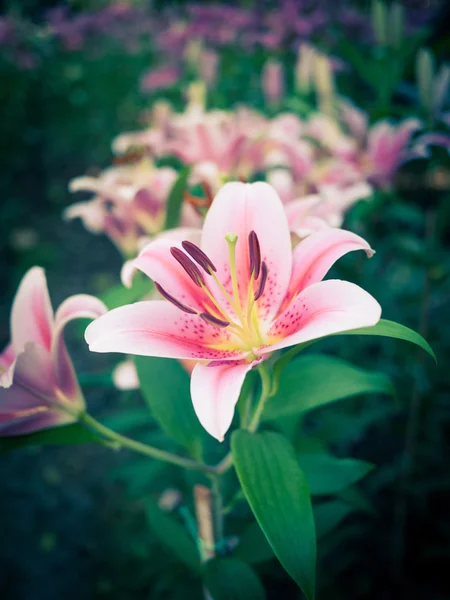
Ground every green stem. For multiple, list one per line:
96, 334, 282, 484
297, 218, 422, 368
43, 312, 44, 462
248, 362, 272, 433
79, 412, 215, 475
214, 452, 233, 475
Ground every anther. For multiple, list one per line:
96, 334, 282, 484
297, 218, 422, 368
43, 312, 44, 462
155, 282, 197, 314
182, 241, 217, 273
254, 262, 268, 301
199, 312, 230, 328
248, 230, 261, 279
170, 247, 205, 287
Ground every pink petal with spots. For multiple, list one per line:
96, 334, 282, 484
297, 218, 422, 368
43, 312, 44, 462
52, 294, 107, 404
201, 182, 292, 322
85, 301, 247, 361
11, 267, 54, 354
190, 360, 255, 441
281, 228, 374, 311
121, 238, 210, 313
263, 279, 381, 353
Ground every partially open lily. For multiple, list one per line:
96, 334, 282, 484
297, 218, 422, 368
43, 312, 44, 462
0, 267, 106, 436
86, 182, 381, 441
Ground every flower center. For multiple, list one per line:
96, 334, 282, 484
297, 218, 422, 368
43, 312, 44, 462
155, 232, 269, 353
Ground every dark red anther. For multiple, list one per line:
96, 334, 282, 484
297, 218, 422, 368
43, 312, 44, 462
199, 312, 230, 328
248, 230, 261, 279
154, 282, 197, 314
170, 247, 205, 287
254, 261, 268, 301
182, 240, 217, 273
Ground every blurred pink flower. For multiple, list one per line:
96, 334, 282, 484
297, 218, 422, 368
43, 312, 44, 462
366, 119, 422, 186
199, 48, 219, 87
0, 268, 106, 436
285, 182, 373, 239
140, 65, 180, 93
262, 59, 285, 107
65, 160, 193, 255
86, 182, 380, 441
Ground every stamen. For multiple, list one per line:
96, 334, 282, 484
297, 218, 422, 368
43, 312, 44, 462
248, 230, 261, 279
154, 281, 197, 314
182, 240, 217, 273
254, 262, 268, 301
199, 312, 230, 328
170, 247, 205, 287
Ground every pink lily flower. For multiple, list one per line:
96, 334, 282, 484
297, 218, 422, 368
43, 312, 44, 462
0, 268, 106, 436
65, 159, 199, 255
112, 101, 173, 157
165, 107, 269, 192
85, 182, 381, 441
262, 59, 285, 108
365, 119, 422, 186
285, 182, 373, 239
140, 64, 180, 93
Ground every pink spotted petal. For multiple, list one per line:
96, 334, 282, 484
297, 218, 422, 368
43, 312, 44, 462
11, 267, 54, 354
121, 238, 209, 312
201, 182, 292, 321
85, 301, 248, 362
52, 294, 107, 404
280, 228, 374, 311
263, 279, 381, 354
190, 360, 255, 441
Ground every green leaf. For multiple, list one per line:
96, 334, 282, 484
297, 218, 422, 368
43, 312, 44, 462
265, 355, 393, 421
164, 167, 191, 229
204, 558, 266, 600
298, 453, 374, 495
0, 423, 104, 453
145, 498, 201, 572
231, 430, 316, 599
135, 356, 205, 459
314, 500, 353, 539
342, 319, 436, 362
272, 319, 435, 381
235, 522, 275, 565
101, 273, 152, 310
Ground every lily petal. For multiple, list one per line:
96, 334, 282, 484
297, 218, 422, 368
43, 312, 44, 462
0, 407, 73, 437
190, 360, 254, 441
121, 239, 209, 312
52, 294, 107, 403
201, 182, 292, 321
85, 301, 248, 361
0, 342, 74, 435
264, 279, 381, 353
281, 228, 374, 311
11, 267, 54, 354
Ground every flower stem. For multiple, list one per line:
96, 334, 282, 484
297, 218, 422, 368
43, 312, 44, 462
248, 362, 272, 432
79, 412, 215, 475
